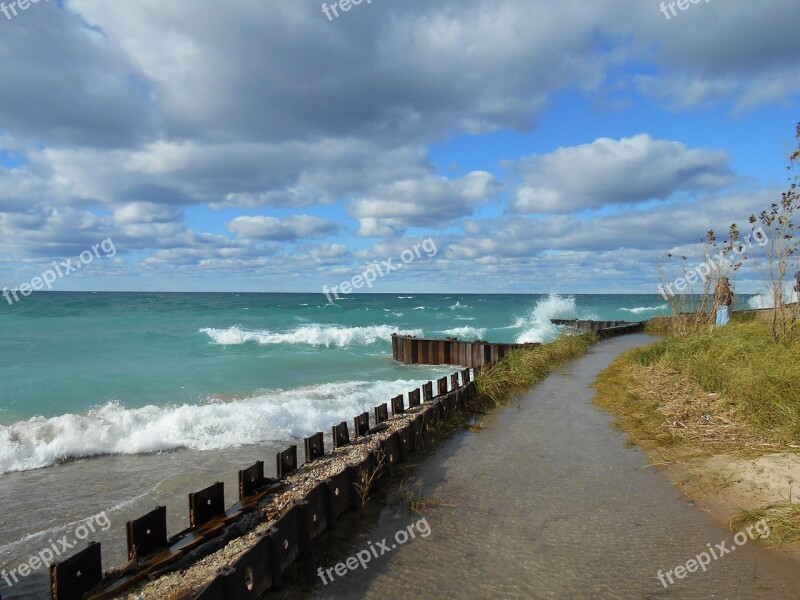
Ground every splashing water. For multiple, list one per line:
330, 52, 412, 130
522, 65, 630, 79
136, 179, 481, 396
514, 294, 579, 343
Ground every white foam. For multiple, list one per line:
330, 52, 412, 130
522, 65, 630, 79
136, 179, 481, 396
438, 327, 487, 339
513, 294, 578, 343
200, 324, 423, 347
0, 378, 435, 475
621, 305, 668, 314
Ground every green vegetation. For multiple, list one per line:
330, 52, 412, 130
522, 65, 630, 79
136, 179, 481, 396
635, 320, 800, 441
593, 347, 680, 452
471, 333, 596, 412
597, 320, 800, 448
731, 503, 800, 548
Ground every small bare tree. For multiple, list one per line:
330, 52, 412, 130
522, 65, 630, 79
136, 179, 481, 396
747, 123, 800, 342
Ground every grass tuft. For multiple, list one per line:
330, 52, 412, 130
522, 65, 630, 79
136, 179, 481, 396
731, 503, 800, 547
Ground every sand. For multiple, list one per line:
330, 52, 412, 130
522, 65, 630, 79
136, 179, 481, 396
664, 453, 800, 540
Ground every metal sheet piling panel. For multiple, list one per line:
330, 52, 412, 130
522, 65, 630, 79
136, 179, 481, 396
436, 398, 447, 421
269, 501, 310, 580
462, 368, 471, 384
304, 432, 325, 464
484, 344, 492, 366
397, 423, 414, 459
439, 392, 451, 419
402, 337, 413, 364
354, 412, 370, 438
332, 421, 350, 449
391, 394, 405, 416
51, 542, 103, 600
380, 432, 403, 466
422, 381, 433, 402
326, 466, 357, 520
190, 482, 225, 529
374, 403, 389, 424
239, 461, 266, 501
437, 376, 448, 397
126, 506, 168, 561
349, 453, 378, 499
277, 445, 298, 478
303, 481, 330, 541
412, 414, 427, 448
445, 391, 459, 417
423, 404, 439, 428
420, 340, 429, 364
451, 373, 460, 391
431, 340, 441, 365
391, 333, 398, 361
225, 534, 274, 599
408, 388, 421, 408
410, 339, 419, 364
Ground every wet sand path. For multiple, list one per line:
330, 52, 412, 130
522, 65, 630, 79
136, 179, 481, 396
299, 333, 800, 599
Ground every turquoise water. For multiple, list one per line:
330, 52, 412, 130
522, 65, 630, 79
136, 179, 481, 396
0, 292, 674, 474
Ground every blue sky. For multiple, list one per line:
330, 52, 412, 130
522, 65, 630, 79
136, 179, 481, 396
0, 0, 798, 295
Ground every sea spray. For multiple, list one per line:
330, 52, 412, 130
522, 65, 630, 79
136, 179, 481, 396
513, 294, 579, 343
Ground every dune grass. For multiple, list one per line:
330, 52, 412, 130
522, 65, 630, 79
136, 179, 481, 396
731, 503, 800, 548
632, 319, 800, 443
470, 333, 597, 412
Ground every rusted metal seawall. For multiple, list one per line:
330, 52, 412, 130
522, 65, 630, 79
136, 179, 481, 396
48, 369, 478, 600
391, 320, 646, 368
550, 319, 645, 339
391, 334, 539, 367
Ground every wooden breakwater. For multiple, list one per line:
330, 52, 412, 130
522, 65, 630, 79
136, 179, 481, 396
392, 333, 539, 367
47, 369, 477, 600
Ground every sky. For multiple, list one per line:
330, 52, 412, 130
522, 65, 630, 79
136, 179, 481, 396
0, 0, 798, 295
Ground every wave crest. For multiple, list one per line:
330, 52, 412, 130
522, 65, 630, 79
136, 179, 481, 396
621, 305, 668, 314
200, 325, 423, 347
438, 327, 487, 339
0, 378, 436, 474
